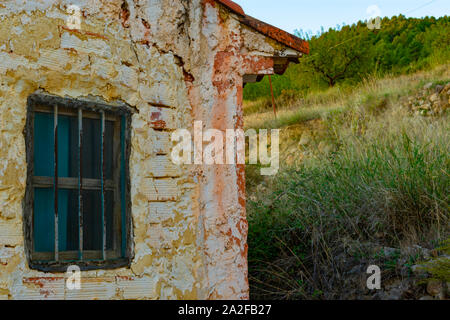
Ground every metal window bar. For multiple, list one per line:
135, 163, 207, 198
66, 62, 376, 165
26, 93, 136, 270
45, 104, 122, 263
78, 108, 83, 261
51, 107, 109, 262
101, 111, 106, 260
54, 105, 59, 262
120, 116, 126, 256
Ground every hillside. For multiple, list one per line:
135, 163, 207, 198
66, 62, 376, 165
244, 15, 450, 102
244, 65, 450, 300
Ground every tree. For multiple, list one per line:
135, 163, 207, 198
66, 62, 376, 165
303, 26, 372, 88
245, 16, 450, 101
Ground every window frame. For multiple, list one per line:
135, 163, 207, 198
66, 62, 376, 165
24, 92, 134, 272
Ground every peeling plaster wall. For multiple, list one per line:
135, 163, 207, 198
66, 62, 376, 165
0, 0, 290, 300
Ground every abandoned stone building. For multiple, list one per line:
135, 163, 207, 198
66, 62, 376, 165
0, 0, 308, 299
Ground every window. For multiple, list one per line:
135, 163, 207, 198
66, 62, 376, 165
24, 93, 133, 271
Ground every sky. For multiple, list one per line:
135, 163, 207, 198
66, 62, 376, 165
238, 0, 450, 35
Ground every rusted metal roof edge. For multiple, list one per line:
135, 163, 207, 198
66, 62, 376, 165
214, 0, 309, 55
239, 15, 310, 55
214, 0, 245, 16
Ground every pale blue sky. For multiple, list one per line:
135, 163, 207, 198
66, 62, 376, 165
238, 0, 450, 35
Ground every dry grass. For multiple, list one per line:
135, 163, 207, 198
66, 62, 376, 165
245, 64, 450, 130
245, 64, 450, 300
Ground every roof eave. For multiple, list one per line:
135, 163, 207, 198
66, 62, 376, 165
239, 15, 309, 55
214, 0, 309, 55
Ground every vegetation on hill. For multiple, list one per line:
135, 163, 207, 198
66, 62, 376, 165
243, 15, 450, 300
244, 63, 449, 299
244, 15, 450, 102
244, 21, 450, 299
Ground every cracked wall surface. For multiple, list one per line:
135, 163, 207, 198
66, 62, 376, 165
0, 0, 295, 300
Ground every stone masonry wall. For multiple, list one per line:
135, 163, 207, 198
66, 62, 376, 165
0, 0, 288, 299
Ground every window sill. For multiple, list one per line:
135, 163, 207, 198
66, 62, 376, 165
28, 257, 131, 273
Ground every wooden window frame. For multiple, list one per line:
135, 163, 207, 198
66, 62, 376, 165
23, 92, 134, 272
